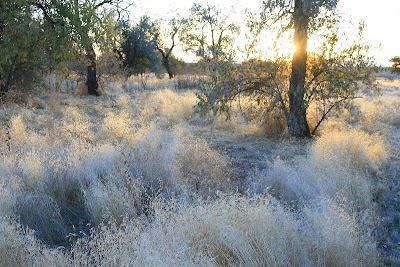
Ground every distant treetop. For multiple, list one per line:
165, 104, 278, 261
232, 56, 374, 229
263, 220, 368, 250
390, 56, 400, 74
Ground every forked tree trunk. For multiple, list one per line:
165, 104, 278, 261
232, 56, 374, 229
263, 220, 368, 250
86, 43, 100, 96
156, 46, 174, 79
163, 56, 174, 79
287, 0, 311, 137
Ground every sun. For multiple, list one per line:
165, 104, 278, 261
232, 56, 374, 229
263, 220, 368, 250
289, 44, 296, 55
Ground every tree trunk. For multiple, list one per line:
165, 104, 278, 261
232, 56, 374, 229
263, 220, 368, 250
86, 43, 100, 96
0, 67, 13, 101
156, 45, 174, 79
0, 84, 8, 102
287, 0, 311, 137
163, 56, 174, 79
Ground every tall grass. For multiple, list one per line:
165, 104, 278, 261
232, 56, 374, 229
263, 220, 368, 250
254, 128, 388, 210
69, 195, 378, 267
134, 88, 198, 127
0, 217, 68, 266
0, 78, 396, 266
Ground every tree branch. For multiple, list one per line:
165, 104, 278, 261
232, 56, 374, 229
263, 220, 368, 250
33, 2, 56, 27
95, 0, 113, 8
311, 96, 361, 135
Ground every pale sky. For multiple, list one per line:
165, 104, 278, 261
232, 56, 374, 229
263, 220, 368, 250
130, 0, 399, 66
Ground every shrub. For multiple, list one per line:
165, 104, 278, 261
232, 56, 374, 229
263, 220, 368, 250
102, 111, 135, 142
174, 75, 199, 90
136, 89, 197, 127
61, 107, 93, 144
9, 115, 27, 141
175, 132, 235, 193
83, 171, 143, 225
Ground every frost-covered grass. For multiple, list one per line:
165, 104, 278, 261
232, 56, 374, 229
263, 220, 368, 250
69, 196, 378, 267
0, 75, 398, 266
253, 128, 388, 214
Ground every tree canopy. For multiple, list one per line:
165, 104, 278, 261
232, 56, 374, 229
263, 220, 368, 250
0, 0, 125, 97
181, 3, 240, 62
34, 0, 124, 95
117, 16, 160, 76
0, 0, 379, 138
196, 0, 376, 137
0, 0, 66, 97
390, 56, 400, 74
153, 17, 186, 79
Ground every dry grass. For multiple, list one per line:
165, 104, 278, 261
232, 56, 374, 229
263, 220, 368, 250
135, 89, 198, 127
255, 127, 388, 210
68, 196, 378, 267
0, 76, 397, 266
102, 110, 135, 142
357, 95, 400, 133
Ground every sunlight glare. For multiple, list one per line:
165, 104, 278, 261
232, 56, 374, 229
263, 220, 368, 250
290, 44, 296, 55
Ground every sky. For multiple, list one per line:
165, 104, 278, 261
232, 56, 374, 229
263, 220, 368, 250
337, 0, 399, 66
130, 0, 399, 66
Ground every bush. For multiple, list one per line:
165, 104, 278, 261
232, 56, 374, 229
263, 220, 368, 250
136, 89, 197, 127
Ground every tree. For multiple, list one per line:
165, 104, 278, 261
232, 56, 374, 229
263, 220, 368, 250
35, 0, 124, 96
0, 0, 62, 99
117, 16, 160, 76
181, 3, 240, 62
261, 0, 340, 137
304, 21, 376, 135
390, 56, 400, 74
196, 2, 375, 137
153, 17, 186, 79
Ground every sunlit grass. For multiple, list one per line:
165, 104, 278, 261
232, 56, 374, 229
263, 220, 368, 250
0, 75, 398, 266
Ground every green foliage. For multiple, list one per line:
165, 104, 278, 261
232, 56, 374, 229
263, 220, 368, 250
260, 0, 339, 32
196, 58, 290, 121
34, 0, 122, 95
0, 0, 62, 96
181, 3, 240, 61
390, 56, 400, 74
197, 20, 376, 135
118, 16, 160, 75
0, 0, 120, 97
35, 0, 119, 52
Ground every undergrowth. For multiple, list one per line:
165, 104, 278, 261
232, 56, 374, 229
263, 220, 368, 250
0, 76, 398, 266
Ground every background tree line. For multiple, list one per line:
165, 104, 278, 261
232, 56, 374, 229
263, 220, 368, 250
0, 0, 380, 137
